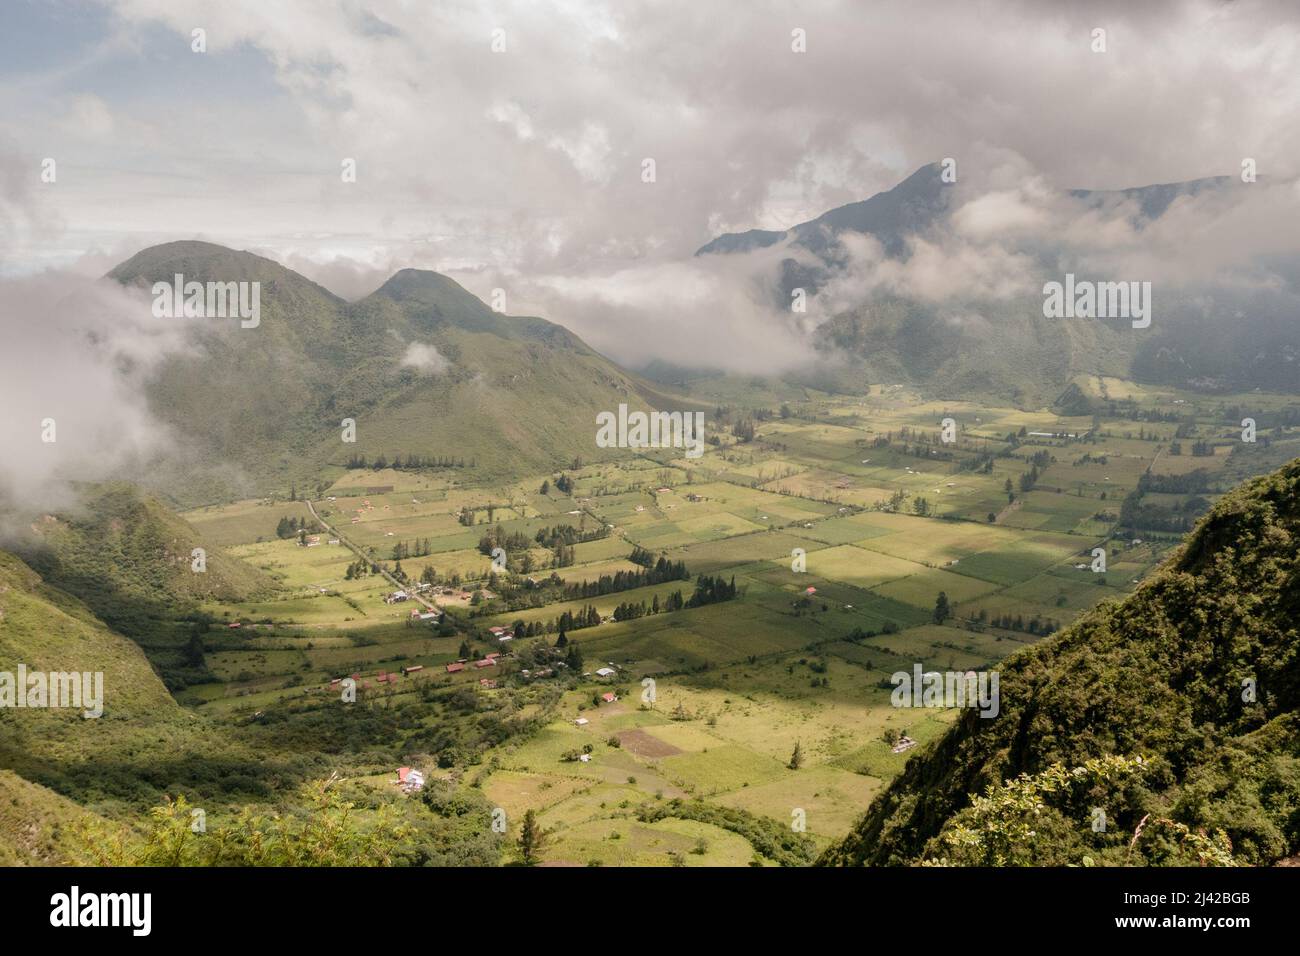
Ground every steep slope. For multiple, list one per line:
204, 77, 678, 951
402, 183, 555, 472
0, 770, 125, 866
109, 241, 691, 502
822, 456, 1300, 867
13, 483, 273, 689
0, 548, 186, 783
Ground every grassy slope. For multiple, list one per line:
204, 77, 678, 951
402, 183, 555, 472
0, 770, 125, 866
108, 241, 696, 505
821, 456, 1300, 866
0, 548, 185, 775
12, 482, 273, 689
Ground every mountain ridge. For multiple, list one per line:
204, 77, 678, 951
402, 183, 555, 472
100, 242, 693, 506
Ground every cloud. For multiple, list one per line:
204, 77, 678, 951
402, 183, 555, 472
3, 0, 1287, 278
0, 271, 190, 523
400, 342, 450, 375
4, 1, 1300, 375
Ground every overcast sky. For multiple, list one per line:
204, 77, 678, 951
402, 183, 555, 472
3, 0, 1298, 272
3, 0, 1299, 513
2, 0, 1299, 366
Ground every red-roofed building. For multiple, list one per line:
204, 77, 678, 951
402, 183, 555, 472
601, 692, 617, 703
475, 658, 496, 669
445, 662, 465, 673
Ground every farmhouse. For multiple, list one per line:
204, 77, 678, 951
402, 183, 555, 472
595, 667, 616, 678
397, 767, 425, 793
475, 658, 496, 669
401, 665, 424, 676
574, 717, 590, 726
445, 662, 465, 674
601, 692, 618, 703
385, 590, 410, 604
891, 735, 918, 754
479, 678, 498, 688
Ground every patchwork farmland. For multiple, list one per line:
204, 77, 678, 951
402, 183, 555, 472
176, 379, 1300, 864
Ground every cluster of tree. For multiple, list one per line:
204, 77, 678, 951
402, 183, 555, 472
343, 558, 378, 580
554, 605, 601, 632
636, 800, 816, 867
686, 574, 738, 607
976, 609, 1060, 636
391, 538, 432, 560
731, 419, 756, 442
1119, 488, 1209, 533
628, 544, 660, 567
534, 522, 607, 548
1138, 470, 1212, 494
477, 524, 533, 556
1018, 464, 1041, 493
275, 515, 311, 539
556, 558, 690, 602
552, 473, 575, 494
882, 488, 911, 512
345, 453, 468, 470
958, 454, 996, 475
1222, 406, 1300, 428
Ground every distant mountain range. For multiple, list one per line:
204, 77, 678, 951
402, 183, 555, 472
697, 163, 1299, 403
86, 164, 1299, 508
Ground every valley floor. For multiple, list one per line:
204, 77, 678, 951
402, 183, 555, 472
136, 378, 1300, 863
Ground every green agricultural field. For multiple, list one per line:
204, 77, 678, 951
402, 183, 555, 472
148, 382, 1299, 866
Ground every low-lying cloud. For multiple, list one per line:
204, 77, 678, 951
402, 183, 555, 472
400, 341, 450, 375
0, 272, 192, 522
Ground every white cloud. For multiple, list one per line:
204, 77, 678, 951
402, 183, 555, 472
400, 341, 450, 375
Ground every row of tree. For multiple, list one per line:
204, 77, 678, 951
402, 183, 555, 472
345, 454, 469, 470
